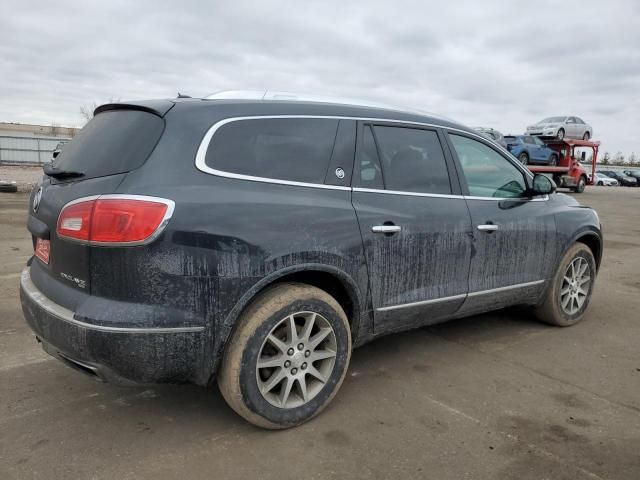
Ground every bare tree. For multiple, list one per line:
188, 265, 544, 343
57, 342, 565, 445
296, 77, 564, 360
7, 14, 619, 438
79, 97, 120, 124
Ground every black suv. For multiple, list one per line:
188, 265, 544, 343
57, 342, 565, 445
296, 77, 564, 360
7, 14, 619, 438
20, 93, 603, 428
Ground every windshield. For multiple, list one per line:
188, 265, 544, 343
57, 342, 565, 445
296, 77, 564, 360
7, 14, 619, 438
538, 117, 566, 124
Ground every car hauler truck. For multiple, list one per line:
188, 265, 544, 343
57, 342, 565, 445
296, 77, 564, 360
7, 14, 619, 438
527, 139, 599, 193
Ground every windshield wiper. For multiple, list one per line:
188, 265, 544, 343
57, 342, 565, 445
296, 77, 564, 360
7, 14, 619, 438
43, 163, 85, 179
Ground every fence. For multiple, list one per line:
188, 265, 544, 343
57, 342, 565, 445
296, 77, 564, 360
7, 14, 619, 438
0, 135, 67, 165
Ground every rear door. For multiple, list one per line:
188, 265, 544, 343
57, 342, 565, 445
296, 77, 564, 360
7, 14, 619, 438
27, 107, 166, 309
444, 131, 557, 315
566, 117, 578, 138
352, 122, 472, 334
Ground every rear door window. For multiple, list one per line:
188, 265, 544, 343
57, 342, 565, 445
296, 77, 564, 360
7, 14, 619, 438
372, 126, 452, 194
205, 118, 339, 184
51, 110, 164, 180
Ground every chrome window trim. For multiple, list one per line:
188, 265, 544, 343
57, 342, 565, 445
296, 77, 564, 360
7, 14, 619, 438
354, 187, 548, 202
353, 187, 464, 200
375, 279, 545, 312
57, 194, 176, 247
21, 269, 205, 333
194, 115, 537, 196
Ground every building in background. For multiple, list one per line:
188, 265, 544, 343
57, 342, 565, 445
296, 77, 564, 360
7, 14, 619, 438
0, 122, 80, 165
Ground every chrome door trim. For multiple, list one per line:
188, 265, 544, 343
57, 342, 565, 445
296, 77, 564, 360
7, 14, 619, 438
466, 279, 545, 297
376, 293, 467, 312
375, 279, 545, 312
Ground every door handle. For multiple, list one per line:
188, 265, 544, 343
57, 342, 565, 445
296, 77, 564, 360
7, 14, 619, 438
372, 225, 402, 234
477, 224, 498, 232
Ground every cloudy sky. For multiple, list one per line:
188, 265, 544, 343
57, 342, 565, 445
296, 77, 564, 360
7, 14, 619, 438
2, 0, 639, 156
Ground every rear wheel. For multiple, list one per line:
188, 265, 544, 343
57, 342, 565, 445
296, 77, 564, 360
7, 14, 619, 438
218, 282, 352, 429
557, 128, 565, 140
582, 131, 590, 141
518, 152, 529, 165
534, 243, 596, 327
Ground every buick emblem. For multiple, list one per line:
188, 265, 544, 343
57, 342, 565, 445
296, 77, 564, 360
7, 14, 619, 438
335, 167, 345, 179
33, 186, 43, 213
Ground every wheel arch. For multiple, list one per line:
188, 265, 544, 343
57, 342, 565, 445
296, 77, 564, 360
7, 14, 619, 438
210, 264, 365, 383
575, 232, 603, 271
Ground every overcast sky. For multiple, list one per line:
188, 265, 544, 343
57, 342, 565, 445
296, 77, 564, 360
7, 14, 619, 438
2, 0, 639, 156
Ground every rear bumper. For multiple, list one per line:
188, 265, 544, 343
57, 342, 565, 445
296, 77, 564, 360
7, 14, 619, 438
20, 267, 206, 385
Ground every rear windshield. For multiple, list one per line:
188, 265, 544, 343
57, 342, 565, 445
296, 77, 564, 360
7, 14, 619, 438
51, 110, 164, 180
504, 136, 519, 142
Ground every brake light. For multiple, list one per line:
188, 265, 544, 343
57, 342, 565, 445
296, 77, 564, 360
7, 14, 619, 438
57, 195, 174, 245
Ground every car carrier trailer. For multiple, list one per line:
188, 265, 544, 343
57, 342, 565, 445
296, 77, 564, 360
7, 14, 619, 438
527, 139, 599, 193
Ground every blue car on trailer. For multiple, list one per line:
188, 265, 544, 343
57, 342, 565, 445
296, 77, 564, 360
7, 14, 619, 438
505, 135, 559, 166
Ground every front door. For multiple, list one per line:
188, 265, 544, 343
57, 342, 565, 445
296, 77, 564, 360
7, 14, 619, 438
352, 122, 472, 334
444, 132, 558, 316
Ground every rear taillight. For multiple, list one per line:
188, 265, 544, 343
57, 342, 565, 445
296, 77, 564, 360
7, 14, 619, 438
57, 195, 174, 245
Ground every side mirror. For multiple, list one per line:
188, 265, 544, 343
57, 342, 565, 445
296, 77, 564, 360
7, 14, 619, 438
531, 174, 556, 195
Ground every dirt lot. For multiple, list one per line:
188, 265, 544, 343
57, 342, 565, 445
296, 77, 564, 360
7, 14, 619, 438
1, 187, 639, 480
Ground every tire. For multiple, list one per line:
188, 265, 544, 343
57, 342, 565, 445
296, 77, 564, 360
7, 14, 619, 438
557, 128, 565, 140
582, 131, 590, 141
597, 181, 603, 186
518, 152, 529, 165
0, 183, 18, 193
549, 154, 558, 166
218, 282, 352, 429
534, 243, 596, 327
573, 176, 586, 193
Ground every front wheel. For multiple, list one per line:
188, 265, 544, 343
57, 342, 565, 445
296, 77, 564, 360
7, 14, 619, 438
573, 176, 586, 193
534, 243, 596, 327
597, 181, 603, 186
557, 128, 565, 140
218, 282, 352, 429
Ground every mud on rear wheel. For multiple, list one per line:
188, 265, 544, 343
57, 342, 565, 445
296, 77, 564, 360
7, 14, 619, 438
218, 282, 352, 429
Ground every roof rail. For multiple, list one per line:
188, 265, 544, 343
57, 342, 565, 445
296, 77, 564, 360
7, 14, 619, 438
204, 90, 451, 120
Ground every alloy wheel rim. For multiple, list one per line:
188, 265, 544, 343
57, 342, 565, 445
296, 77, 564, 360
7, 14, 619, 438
256, 311, 337, 409
560, 257, 591, 315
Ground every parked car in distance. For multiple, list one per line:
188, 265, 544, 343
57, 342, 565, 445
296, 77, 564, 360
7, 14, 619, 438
623, 170, 640, 182
526, 116, 593, 141
20, 91, 603, 429
594, 172, 619, 186
474, 127, 507, 148
598, 170, 638, 187
504, 135, 559, 165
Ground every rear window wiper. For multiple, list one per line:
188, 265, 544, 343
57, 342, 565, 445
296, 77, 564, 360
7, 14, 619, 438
43, 163, 85, 179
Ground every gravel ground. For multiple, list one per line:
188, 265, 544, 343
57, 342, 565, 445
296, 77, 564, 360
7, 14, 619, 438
0, 186, 639, 480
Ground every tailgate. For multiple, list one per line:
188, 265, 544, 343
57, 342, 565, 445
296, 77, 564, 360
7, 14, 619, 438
26, 107, 166, 309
